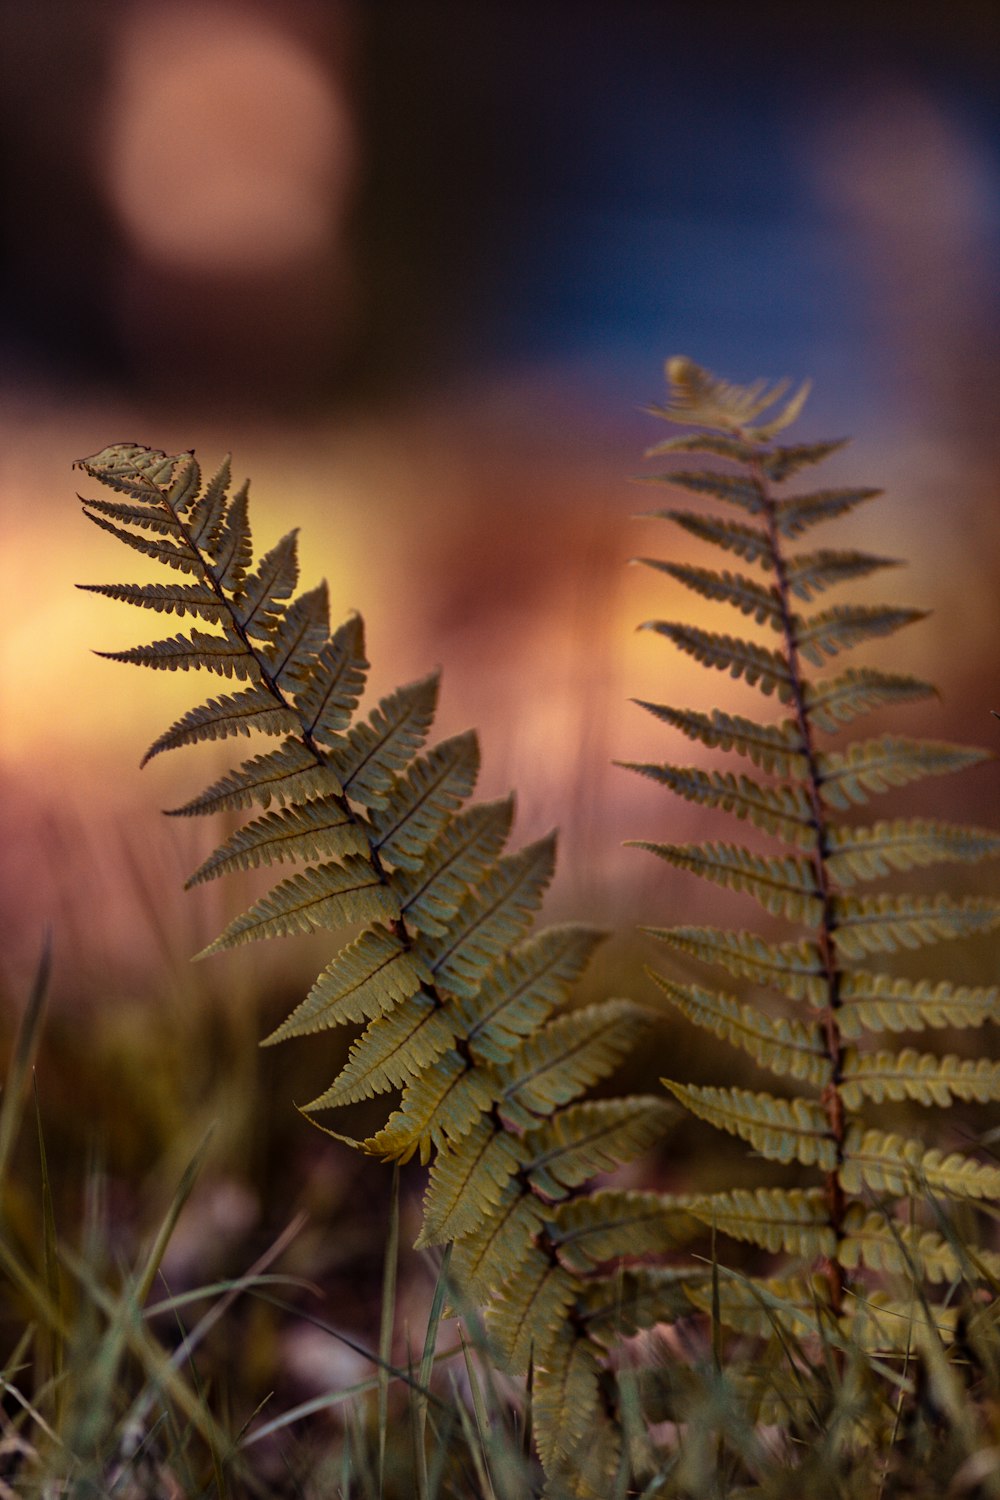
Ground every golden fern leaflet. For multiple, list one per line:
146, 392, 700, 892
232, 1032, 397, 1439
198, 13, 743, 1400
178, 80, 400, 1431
79, 441, 693, 1493
628, 358, 1000, 1340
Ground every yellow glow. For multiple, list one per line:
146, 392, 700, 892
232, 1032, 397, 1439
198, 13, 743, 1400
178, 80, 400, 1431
103, 3, 354, 274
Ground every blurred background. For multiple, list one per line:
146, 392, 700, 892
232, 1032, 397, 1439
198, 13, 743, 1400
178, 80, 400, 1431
1, 0, 1000, 1475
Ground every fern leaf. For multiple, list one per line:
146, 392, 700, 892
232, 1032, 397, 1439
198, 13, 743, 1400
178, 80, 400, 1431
648, 973, 828, 1087
167, 736, 334, 816
576, 1266, 708, 1342
263, 582, 330, 689
831, 892, 1000, 959
774, 487, 882, 538
636, 559, 782, 626
663, 1083, 835, 1169
332, 673, 439, 809
210, 481, 253, 592
655, 509, 776, 567
549, 1190, 697, 1272
837, 973, 1000, 1037
447, 1179, 545, 1296
641, 622, 792, 695
634, 841, 822, 923
687, 1186, 835, 1257
683, 1273, 825, 1338
486, 1246, 577, 1375
77, 580, 226, 622
98, 629, 258, 679
199, 856, 399, 954
369, 731, 480, 870
83, 509, 202, 574
633, 702, 807, 776
621, 762, 815, 846
361, 1056, 495, 1164
839, 1210, 1000, 1284
532, 1331, 602, 1472
456, 923, 606, 1062
141, 682, 299, 764
652, 357, 805, 436
184, 454, 231, 549
186, 793, 367, 886
293, 612, 368, 744
497, 1000, 651, 1127
421, 835, 557, 998
648, 926, 827, 1004
396, 797, 515, 937
307, 994, 456, 1109
76, 442, 185, 499
650, 470, 764, 514
80, 495, 186, 536
233, 529, 298, 641
826, 819, 1000, 886
840, 1049, 1000, 1108
803, 667, 937, 732
643, 431, 757, 462
524, 1097, 673, 1200
817, 736, 992, 809
840, 1126, 1000, 1200
782, 547, 901, 602
793, 604, 926, 667
263, 928, 430, 1041
762, 440, 850, 481
417, 1118, 525, 1247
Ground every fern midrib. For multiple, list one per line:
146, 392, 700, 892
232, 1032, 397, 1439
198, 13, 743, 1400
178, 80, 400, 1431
746, 443, 848, 1304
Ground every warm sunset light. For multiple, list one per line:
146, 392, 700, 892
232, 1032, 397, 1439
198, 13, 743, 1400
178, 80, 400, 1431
103, 3, 355, 274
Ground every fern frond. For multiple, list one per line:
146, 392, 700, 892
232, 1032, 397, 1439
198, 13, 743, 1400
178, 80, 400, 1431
361, 1057, 494, 1164
232, 529, 298, 641
198, 857, 399, 954
210, 481, 252, 592
83, 507, 203, 573
817, 736, 992, 809
802, 666, 938, 731
80, 495, 188, 536
532, 1329, 602, 1471
98, 628, 257, 679
634, 841, 822, 923
687, 1186, 835, 1257
652, 356, 808, 438
75, 441, 186, 498
306, 994, 456, 1109
653, 509, 776, 567
419, 835, 557, 998
837, 973, 1000, 1036
548, 1190, 697, 1272
774, 486, 882, 538
839, 1210, 1000, 1284
783, 547, 901, 601
648, 973, 828, 1087
396, 797, 515, 937
647, 470, 764, 514
683, 1273, 825, 1338
640, 622, 792, 696
263, 582, 330, 689
762, 439, 849, 481
793, 604, 927, 667
167, 736, 335, 816
497, 999, 651, 1126
263, 929, 430, 1040
840, 1049, 1000, 1108
369, 731, 480, 870
839, 1127, 1000, 1200
456, 923, 605, 1062
648, 926, 826, 1003
636, 559, 783, 626
294, 613, 368, 743
332, 673, 439, 808
826, 818, 1000, 885
633, 701, 807, 776
185, 793, 369, 886
662, 1083, 836, 1169
417, 1119, 525, 1247
141, 682, 300, 764
446, 1179, 545, 1295
577, 1266, 705, 1342
643, 431, 757, 462
78, 579, 227, 621
486, 1246, 577, 1374
523, 1097, 673, 1200
621, 763, 815, 846
831, 892, 1000, 958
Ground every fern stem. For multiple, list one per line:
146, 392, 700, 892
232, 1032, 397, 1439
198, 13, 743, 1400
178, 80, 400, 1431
747, 447, 848, 1311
